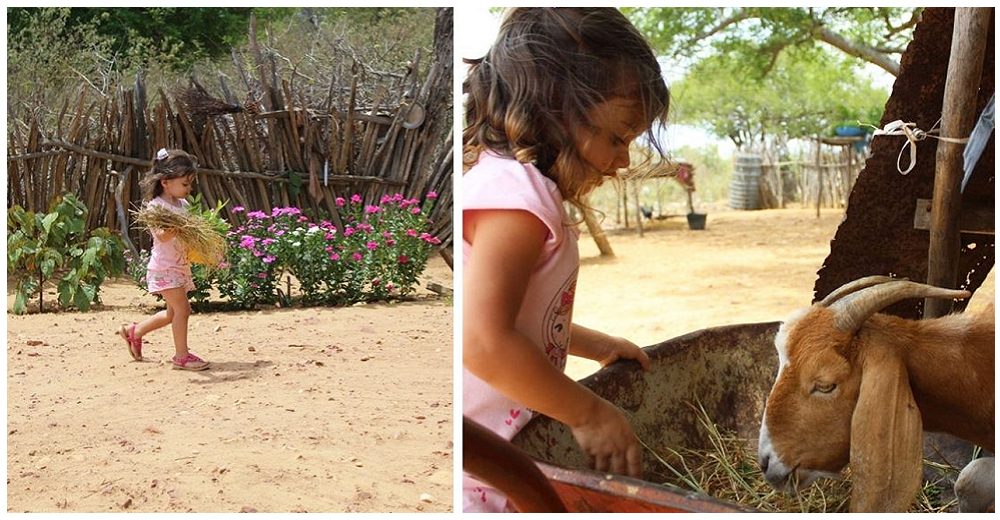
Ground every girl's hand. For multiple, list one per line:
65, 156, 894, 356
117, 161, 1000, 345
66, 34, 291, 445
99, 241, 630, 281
154, 228, 178, 241
569, 395, 643, 477
570, 325, 651, 371
596, 336, 651, 370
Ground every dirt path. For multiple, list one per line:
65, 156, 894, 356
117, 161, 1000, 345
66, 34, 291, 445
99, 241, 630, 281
568, 207, 994, 379
7, 257, 454, 513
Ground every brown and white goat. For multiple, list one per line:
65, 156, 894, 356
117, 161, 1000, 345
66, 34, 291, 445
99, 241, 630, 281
757, 276, 994, 512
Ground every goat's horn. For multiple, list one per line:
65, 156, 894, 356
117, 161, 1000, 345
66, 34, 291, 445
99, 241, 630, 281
829, 280, 972, 333
819, 275, 899, 307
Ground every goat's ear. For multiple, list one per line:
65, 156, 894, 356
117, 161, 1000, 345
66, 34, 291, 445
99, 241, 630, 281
849, 346, 923, 512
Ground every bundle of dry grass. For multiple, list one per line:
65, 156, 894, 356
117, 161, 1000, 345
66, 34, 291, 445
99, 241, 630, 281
133, 204, 227, 267
641, 402, 957, 513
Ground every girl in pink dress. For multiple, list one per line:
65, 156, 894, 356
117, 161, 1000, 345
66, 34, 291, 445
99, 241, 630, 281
119, 148, 209, 371
462, 7, 670, 512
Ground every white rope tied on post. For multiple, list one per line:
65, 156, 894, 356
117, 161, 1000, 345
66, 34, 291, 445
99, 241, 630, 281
870, 119, 969, 175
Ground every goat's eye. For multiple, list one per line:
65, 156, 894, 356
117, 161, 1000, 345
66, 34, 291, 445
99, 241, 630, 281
813, 382, 837, 394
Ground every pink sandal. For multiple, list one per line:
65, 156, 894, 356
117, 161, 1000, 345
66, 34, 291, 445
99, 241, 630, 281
172, 353, 210, 371
118, 323, 143, 361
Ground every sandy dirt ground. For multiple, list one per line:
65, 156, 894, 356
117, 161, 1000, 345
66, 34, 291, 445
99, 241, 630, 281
6, 257, 454, 513
567, 206, 995, 380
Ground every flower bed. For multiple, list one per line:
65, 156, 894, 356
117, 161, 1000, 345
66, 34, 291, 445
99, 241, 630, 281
126, 192, 442, 309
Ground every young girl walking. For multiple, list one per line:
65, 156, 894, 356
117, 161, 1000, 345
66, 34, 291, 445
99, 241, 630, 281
462, 7, 670, 512
119, 148, 210, 371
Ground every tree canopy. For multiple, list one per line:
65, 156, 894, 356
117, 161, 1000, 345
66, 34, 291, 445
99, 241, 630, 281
669, 46, 888, 149
625, 7, 921, 77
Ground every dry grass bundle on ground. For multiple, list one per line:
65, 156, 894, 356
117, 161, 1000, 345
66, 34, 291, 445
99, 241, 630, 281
133, 204, 227, 266
641, 402, 957, 512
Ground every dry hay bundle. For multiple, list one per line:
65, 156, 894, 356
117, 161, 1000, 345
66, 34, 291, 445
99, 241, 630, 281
134, 204, 227, 267
641, 402, 957, 513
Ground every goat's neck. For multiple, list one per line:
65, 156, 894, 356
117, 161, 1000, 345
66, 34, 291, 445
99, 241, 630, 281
860, 313, 994, 451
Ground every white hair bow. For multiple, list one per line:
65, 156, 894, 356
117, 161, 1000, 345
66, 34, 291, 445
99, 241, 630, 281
156, 148, 169, 160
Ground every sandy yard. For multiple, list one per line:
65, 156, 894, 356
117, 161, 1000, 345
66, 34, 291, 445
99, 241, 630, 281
567, 206, 995, 380
6, 257, 454, 513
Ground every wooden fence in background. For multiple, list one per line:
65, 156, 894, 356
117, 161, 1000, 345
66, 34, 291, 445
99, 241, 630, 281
7, 10, 453, 256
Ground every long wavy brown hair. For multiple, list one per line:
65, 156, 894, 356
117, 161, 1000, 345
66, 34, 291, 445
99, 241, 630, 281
463, 7, 670, 208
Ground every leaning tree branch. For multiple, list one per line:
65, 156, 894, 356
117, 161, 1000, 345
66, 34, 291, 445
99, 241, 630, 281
693, 8, 755, 41
814, 25, 900, 75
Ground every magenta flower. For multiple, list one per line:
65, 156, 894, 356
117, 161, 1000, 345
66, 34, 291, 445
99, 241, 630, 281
240, 235, 256, 248
366, 241, 379, 250
426, 191, 438, 200
344, 227, 355, 236
380, 194, 392, 204
386, 239, 396, 246
257, 272, 268, 279
329, 252, 340, 261
232, 206, 245, 213
263, 255, 276, 264
365, 205, 380, 214
398, 255, 410, 264
247, 210, 267, 219
218, 261, 230, 269
351, 194, 362, 204
406, 229, 418, 237
275, 230, 285, 236
410, 207, 421, 214
325, 232, 336, 240
335, 197, 346, 207
325, 245, 334, 253
261, 238, 275, 246
298, 216, 309, 222
358, 223, 374, 233
352, 252, 363, 262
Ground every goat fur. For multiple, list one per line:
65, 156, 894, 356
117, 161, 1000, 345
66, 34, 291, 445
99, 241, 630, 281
759, 287, 993, 512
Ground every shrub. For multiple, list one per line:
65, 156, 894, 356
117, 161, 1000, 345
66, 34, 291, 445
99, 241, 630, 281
125, 192, 441, 309
7, 193, 125, 314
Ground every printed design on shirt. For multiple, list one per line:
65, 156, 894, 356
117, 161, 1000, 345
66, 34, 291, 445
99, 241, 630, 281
503, 407, 522, 427
542, 267, 578, 371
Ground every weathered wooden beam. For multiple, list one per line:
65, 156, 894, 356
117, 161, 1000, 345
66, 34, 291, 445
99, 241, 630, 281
925, 7, 991, 318
913, 198, 994, 235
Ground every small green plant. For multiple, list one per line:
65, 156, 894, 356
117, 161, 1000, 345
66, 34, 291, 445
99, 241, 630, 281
7, 193, 125, 314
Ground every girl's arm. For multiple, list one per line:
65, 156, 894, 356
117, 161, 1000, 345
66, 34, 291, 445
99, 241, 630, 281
569, 324, 651, 370
463, 209, 642, 477
152, 228, 178, 241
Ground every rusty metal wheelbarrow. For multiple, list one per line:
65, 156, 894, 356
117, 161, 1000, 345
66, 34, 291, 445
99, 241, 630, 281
465, 322, 780, 512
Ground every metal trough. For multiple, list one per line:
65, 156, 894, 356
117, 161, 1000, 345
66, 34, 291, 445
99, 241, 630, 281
511, 321, 781, 512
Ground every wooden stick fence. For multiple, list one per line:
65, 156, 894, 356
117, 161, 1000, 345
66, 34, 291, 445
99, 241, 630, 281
7, 9, 454, 255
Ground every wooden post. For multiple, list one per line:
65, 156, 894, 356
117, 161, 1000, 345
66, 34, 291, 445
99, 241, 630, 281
815, 136, 822, 218
621, 184, 629, 229
633, 178, 644, 238
582, 204, 614, 257
924, 7, 990, 318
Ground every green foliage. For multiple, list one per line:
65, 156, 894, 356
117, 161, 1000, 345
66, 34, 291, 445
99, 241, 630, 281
669, 48, 888, 147
7, 193, 126, 314
125, 194, 441, 309
625, 7, 920, 77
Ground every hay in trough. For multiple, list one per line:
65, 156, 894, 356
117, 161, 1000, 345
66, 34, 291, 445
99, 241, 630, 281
641, 401, 957, 513
133, 204, 227, 267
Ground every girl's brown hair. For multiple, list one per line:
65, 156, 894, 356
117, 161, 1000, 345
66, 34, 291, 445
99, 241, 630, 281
141, 148, 198, 201
463, 7, 670, 207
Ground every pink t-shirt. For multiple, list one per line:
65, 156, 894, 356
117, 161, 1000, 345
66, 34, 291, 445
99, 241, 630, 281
462, 151, 580, 512
146, 196, 191, 271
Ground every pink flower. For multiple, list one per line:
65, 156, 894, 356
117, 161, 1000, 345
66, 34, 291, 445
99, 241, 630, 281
297, 216, 309, 222
329, 252, 340, 261
380, 194, 392, 204
366, 241, 379, 250
325, 245, 334, 253
344, 227, 355, 236
382, 231, 393, 238
365, 205, 380, 214
392, 193, 404, 202
324, 232, 336, 240
275, 230, 285, 236
232, 206, 245, 213
398, 255, 410, 264
372, 279, 381, 287
352, 252, 363, 262
240, 235, 256, 248
426, 191, 438, 200
335, 197, 346, 207
386, 283, 395, 291
247, 210, 267, 219
217, 261, 230, 269
257, 272, 268, 279
263, 255, 276, 264
386, 239, 396, 246
406, 229, 418, 237
351, 194, 362, 204
410, 207, 421, 214
261, 238, 275, 246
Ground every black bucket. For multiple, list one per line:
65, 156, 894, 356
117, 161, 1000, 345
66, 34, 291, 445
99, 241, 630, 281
687, 212, 707, 230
